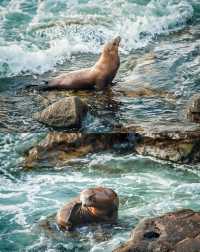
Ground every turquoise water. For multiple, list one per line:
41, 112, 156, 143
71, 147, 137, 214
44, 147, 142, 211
0, 0, 196, 77
0, 134, 200, 251
0, 0, 200, 132
0, 0, 200, 251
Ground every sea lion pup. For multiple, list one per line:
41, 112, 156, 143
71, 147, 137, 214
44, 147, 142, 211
56, 187, 119, 231
42, 36, 121, 91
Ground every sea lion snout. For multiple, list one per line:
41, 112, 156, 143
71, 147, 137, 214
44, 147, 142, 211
80, 189, 96, 207
113, 36, 121, 46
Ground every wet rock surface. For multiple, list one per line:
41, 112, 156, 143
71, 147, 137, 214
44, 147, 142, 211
124, 123, 200, 164
187, 94, 200, 123
24, 121, 200, 167
33, 96, 88, 129
24, 133, 129, 168
114, 209, 200, 252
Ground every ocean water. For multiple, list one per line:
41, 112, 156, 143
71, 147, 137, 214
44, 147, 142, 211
0, 0, 200, 131
0, 0, 200, 251
0, 0, 196, 77
0, 133, 200, 252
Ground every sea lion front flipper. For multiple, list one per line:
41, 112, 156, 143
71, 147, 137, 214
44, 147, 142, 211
95, 78, 107, 91
56, 197, 81, 231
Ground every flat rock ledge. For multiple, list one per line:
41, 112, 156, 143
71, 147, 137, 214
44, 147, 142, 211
113, 209, 200, 252
24, 133, 129, 168
33, 96, 88, 129
124, 122, 200, 164
24, 122, 200, 167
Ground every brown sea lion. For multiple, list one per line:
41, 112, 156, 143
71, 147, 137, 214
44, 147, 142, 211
56, 187, 119, 231
42, 36, 121, 91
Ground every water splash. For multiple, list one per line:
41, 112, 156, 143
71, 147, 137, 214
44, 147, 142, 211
0, 0, 195, 77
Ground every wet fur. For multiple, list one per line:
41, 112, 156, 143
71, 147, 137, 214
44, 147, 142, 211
44, 37, 121, 91
56, 187, 119, 231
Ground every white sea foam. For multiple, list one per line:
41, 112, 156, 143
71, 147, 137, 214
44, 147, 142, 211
0, 38, 90, 77
0, 0, 194, 77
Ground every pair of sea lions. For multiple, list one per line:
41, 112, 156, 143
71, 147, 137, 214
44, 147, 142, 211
56, 187, 119, 231
39, 36, 121, 91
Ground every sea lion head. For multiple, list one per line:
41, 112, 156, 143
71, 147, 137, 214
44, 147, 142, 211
103, 36, 121, 55
80, 188, 96, 207
80, 187, 119, 209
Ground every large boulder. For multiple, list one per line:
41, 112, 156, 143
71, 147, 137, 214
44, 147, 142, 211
114, 209, 200, 252
187, 94, 200, 123
33, 96, 88, 129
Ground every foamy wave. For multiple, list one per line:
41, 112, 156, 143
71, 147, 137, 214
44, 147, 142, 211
115, 0, 193, 51
0, 0, 194, 77
0, 38, 96, 77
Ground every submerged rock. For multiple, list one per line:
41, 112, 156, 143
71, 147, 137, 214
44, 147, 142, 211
114, 209, 200, 252
187, 94, 200, 123
33, 96, 88, 129
119, 87, 175, 99
24, 133, 129, 168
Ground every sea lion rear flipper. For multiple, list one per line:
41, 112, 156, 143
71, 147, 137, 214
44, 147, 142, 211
25, 81, 50, 91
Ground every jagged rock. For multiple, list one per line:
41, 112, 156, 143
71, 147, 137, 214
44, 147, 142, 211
24, 122, 200, 167
33, 96, 88, 129
187, 94, 200, 123
24, 133, 129, 168
123, 123, 200, 164
135, 141, 196, 163
113, 209, 200, 252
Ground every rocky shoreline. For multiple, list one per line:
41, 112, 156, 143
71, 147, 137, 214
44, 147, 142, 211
114, 209, 200, 252
21, 90, 199, 165
3, 80, 200, 252
22, 94, 200, 252
24, 127, 200, 169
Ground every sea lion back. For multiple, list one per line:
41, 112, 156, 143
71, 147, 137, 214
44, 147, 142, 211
56, 197, 81, 230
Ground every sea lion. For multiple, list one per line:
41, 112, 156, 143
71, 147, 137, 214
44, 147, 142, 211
56, 187, 119, 231
41, 36, 121, 91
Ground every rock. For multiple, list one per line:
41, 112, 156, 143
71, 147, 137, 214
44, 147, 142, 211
188, 94, 200, 113
122, 122, 200, 164
136, 141, 196, 163
187, 94, 200, 123
33, 96, 88, 129
24, 122, 200, 167
113, 209, 200, 252
24, 133, 129, 168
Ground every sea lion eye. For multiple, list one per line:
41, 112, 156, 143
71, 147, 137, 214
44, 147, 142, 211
113, 42, 117, 46
89, 195, 94, 201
